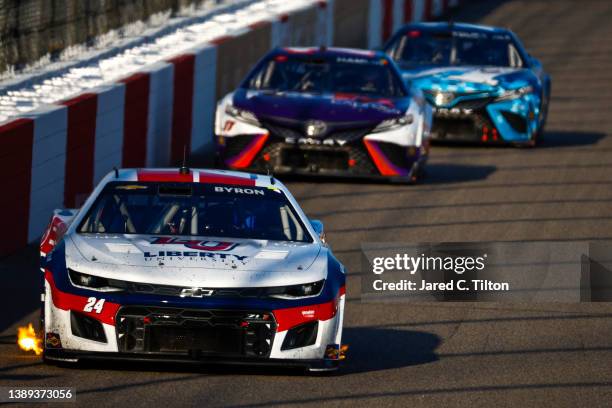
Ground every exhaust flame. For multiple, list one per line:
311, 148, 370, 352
17, 323, 43, 355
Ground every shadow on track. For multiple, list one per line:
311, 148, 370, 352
42, 328, 439, 377
341, 327, 440, 374
430, 130, 605, 150
229, 381, 612, 407
424, 163, 496, 184
539, 130, 606, 148
275, 162, 496, 186
0, 244, 40, 333
0, 359, 50, 381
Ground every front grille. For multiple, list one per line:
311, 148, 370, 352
432, 117, 478, 140
147, 325, 243, 354
453, 97, 496, 111
281, 147, 350, 170
431, 110, 495, 141
256, 142, 377, 175
116, 307, 276, 358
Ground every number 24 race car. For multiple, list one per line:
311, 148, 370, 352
39, 168, 346, 372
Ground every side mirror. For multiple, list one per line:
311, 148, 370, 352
310, 219, 326, 244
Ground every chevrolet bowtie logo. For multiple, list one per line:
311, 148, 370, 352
180, 287, 215, 298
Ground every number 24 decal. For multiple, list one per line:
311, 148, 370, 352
83, 297, 105, 313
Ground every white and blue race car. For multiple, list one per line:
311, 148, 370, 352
39, 168, 346, 372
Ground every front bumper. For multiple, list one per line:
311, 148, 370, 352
428, 96, 539, 144
43, 271, 345, 368
217, 134, 427, 181
43, 349, 340, 371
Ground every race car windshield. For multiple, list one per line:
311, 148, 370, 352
78, 182, 313, 243
246, 54, 407, 97
387, 31, 523, 68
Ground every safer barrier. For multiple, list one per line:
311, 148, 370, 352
0, 0, 460, 256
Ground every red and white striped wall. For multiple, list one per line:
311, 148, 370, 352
0, 0, 462, 256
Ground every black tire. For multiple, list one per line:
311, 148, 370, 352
534, 84, 551, 145
389, 175, 417, 185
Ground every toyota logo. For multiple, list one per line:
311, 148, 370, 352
434, 92, 455, 106
305, 120, 327, 137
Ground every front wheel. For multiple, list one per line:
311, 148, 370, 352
399, 162, 426, 184
533, 87, 550, 146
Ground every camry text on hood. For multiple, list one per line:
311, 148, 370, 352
39, 168, 346, 372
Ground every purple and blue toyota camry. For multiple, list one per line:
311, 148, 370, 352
214, 47, 432, 183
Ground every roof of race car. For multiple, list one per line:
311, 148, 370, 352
394, 21, 511, 36
275, 46, 387, 60
104, 168, 281, 189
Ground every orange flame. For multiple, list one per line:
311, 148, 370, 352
17, 323, 43, 355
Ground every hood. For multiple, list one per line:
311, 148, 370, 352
232, 88, 408, 125
403, 66, 533, 95
65, 234, 325, 288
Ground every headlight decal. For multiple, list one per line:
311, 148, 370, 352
224, 104, 261, 127
372, 114, 414, 133
68, 269, 126, 292
268, 280, 325, 300
496, 85, 534, 102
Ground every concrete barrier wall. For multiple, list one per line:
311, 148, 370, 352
333, 0, 370, 48
214, 23, 273, 101
0, 0, 460, 256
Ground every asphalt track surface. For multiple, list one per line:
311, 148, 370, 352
3, 0, 612, 406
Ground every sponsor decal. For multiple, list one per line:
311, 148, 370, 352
332, 96, 399, 113
336, 56, 380, 65
40, 215, 69, 255
145, 237, 247, 262
285, 137, 348, 146
83, 297, 105, 313
150, 237, 238, 251
115, 185, 149, 190
214, 186, 265, 195
45, 332, 62, 349
143, 250, 248, 262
